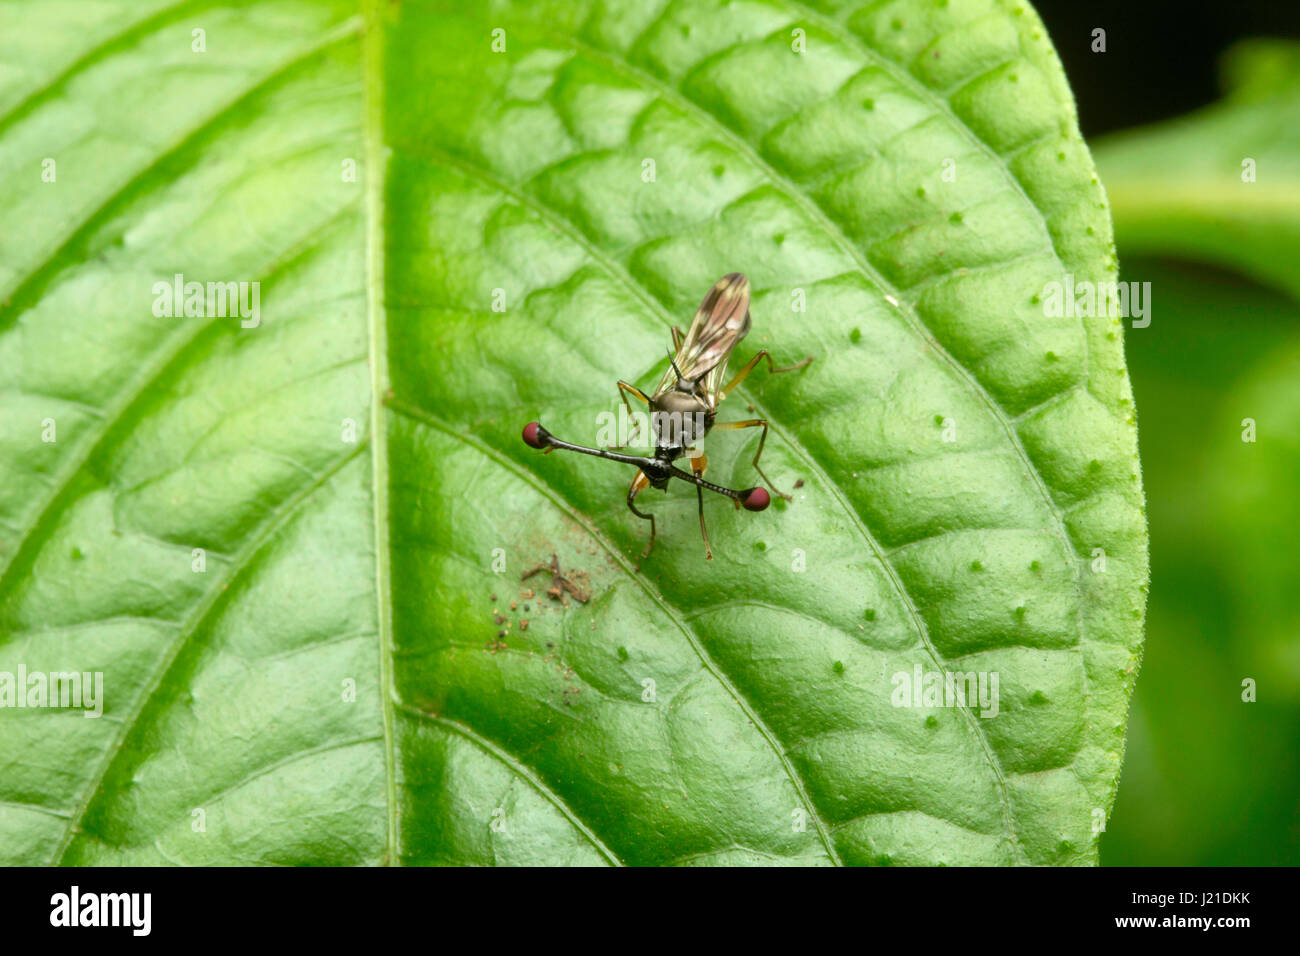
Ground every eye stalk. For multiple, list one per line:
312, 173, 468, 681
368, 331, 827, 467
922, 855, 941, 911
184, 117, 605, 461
523, 421, 769, 508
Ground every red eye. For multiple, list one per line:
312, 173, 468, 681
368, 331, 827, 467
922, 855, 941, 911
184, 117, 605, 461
522, 422, 546, 448
741, 487, 770, 511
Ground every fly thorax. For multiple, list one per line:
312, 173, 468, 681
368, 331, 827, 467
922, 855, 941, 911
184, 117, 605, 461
650, 391, 709, 451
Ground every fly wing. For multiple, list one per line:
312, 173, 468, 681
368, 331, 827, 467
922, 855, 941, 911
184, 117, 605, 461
656, 273, 751, 401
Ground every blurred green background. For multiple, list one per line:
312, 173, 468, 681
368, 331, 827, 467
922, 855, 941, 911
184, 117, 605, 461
1036, 2, 1300, 864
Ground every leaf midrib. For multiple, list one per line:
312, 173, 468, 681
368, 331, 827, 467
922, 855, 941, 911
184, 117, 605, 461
360, 0, 399, 868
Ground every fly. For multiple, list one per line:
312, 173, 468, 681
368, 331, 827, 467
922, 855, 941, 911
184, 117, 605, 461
522, 273, 813, 560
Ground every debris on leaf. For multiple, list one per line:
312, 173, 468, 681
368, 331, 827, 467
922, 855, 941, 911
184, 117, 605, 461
521, 553, 591, 604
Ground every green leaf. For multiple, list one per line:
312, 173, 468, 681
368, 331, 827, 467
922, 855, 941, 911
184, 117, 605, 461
0, 0, 1145, 866
1093, 39, 1300, 301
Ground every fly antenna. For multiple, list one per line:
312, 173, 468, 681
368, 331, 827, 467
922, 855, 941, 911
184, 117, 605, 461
666, 349, 685, 384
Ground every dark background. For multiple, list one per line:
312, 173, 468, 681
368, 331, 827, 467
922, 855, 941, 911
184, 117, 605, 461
1034, 0, 1300, 865
1036, 0, 1300, 135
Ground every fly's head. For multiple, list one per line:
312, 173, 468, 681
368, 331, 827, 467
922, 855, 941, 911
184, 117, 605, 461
640, 456, 674, 489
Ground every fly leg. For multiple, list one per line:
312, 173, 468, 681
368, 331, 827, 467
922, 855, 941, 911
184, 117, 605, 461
711, 418, 792, 501
718, 349, 814, 401
609, 381, 651, 450
689, 453, 713, 560
627, 469, 656, 559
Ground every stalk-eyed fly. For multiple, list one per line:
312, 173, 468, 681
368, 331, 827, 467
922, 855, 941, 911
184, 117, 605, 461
522, 273, 813, 560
